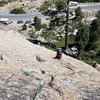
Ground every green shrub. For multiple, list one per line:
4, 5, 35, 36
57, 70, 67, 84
93, 56, 100, 64
0, 1, 8, 7
55, 38, 65, 48
41, 30, 55, 42
69, 22, 78, 32
77, 50, 100, 65
68, 35, 75, 45
29, 31, 39, 38
34, 16, 42, 31
55, 0, 66, 11
39, 1, 52, 12
77, 50, 92, 65
10, 8, 26, 14
22, 24, 27, 30
41, 24, 47, 29
34, 18, 47, 30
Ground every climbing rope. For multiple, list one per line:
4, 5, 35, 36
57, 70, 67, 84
33, 82, 41, 100
32, 60, 75, 100
65, 66, 75, 74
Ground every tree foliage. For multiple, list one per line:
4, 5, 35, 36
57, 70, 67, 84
95, 10, 100, 19
41, 30, 55, 42
39, 1, 52, 12
74, 7, 84, 22
22, 24, 27, 30
34, 16, 47, 31
34, 16, 42, 31
55, 0, 66, 11
0, 1, 8, 7
87, 18, 100, 51
75, 23, 90, 50
10, 8, 26, 14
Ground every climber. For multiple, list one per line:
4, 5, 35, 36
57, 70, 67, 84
92, 61, 97, 68
54, 49, 62, 60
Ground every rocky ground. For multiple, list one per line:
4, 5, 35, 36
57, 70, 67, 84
0, 24, 100, 100
0, 0, 45, 13
0, 1, 100, 99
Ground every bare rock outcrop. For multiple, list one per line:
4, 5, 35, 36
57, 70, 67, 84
0, 28, 100, 100
0, 0, 45, 13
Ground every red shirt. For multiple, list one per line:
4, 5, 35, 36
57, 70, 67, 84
56, 51, 62, 59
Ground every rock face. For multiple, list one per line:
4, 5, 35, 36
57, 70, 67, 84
0, 27, 100, 100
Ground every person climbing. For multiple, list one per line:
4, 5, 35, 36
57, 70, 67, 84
54, 49, 62, 60
92, 61, 97, 68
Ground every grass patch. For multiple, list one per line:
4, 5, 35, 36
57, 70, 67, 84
55, 38, 65, 48
55, 35, 75, 49
68, 35, 75, 45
